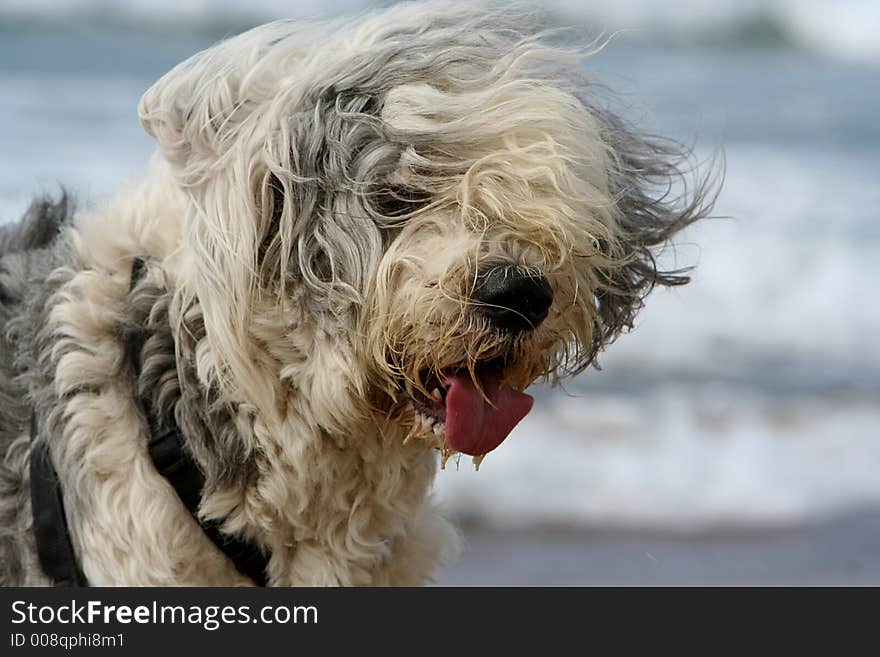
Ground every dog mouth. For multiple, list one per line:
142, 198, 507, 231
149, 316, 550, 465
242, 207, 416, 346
407, 359, 534, 459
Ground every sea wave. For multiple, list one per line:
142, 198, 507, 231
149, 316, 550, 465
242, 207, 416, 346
0, 0, 877, 63
434, 389, 880, 532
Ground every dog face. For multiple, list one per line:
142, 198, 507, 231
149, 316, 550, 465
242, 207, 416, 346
365, 77, 615, 458
139, 3, 714, 459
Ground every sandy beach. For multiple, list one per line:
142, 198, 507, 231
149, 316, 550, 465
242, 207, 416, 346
436, 511, 880, 586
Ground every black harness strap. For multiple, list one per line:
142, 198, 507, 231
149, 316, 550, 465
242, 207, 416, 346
129, 258, 269, 586
30, 414, 88, 587
29, 258, 269, 587
145, 426, 269, 586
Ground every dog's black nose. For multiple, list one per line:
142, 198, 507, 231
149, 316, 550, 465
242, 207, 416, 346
473, 265, 553, 332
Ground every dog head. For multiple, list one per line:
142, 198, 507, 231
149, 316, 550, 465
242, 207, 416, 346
139, 3, 716, 459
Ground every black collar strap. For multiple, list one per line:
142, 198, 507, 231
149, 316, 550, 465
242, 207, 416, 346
29, 258, 270, 587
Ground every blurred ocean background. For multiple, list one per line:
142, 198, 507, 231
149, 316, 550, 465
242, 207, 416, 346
1, 0, 878, 584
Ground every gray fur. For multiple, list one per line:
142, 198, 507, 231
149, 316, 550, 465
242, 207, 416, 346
125, 275, 257, 494
0, 201, 248, 585
0, 197, 75, 585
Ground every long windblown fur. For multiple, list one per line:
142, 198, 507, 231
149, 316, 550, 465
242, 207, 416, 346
0, 2, 717, 586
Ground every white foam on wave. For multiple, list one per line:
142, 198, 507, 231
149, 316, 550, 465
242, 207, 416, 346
434, 390, 880, 531
562, 0, 880, 62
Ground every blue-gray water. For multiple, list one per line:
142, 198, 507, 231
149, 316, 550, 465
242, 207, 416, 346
1, 3, 878, 534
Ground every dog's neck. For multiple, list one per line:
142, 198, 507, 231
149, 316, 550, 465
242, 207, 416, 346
122, 258, 442, 583
127, 277, 259, 499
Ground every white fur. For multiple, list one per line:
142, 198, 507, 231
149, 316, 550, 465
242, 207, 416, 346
3, 2, 714, 586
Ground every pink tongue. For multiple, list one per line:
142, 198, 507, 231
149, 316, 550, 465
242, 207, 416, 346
443, 372, 534, 456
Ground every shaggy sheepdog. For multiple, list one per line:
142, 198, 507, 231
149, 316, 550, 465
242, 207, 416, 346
0, 2, 715, 585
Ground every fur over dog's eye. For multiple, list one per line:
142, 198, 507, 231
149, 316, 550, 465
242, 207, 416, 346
371, 185, 431, 219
